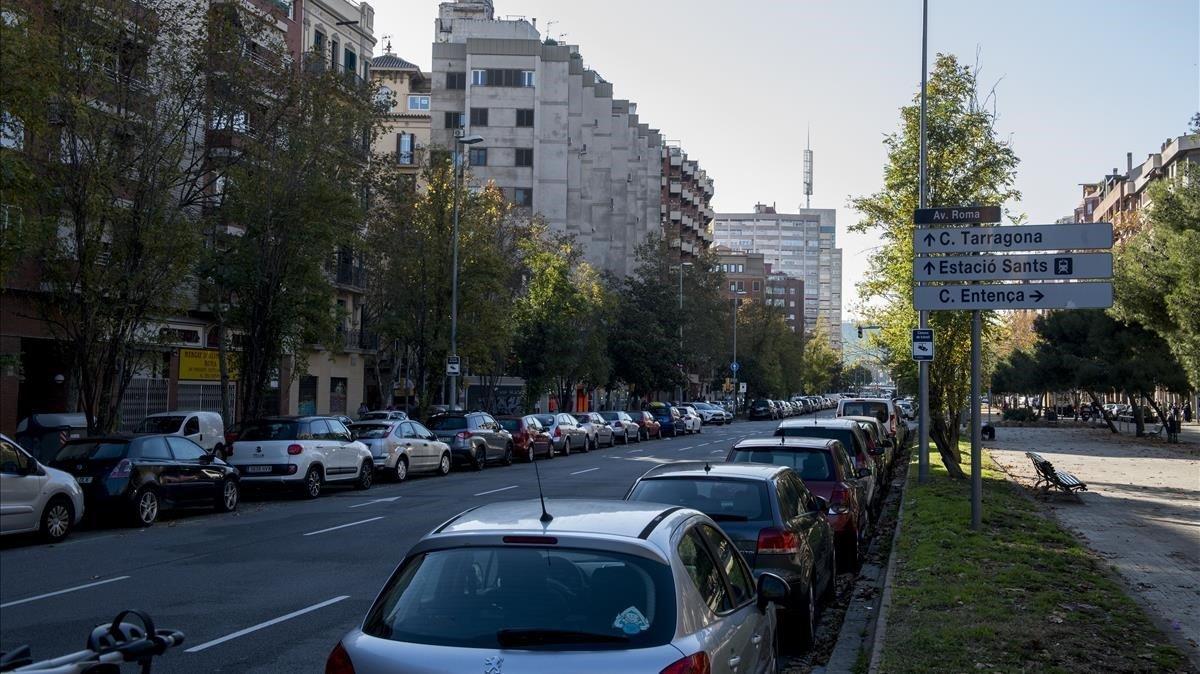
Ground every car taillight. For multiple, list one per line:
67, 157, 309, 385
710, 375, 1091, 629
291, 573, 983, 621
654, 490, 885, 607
324, 642, 355, 674
108, 459, 132, 479
757, 527, 800, 555
829, 485, 851, 514
553, 427, 562, 438
455, 431, 472, 440
287, 444, 303, 455
660, 652, 710, 674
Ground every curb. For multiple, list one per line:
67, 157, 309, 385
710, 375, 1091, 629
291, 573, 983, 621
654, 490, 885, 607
867, 469, 909, 673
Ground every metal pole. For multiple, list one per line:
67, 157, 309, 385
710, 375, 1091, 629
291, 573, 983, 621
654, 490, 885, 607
732, 299, 738, 418
449, 147, 462, 410
677, 264, 684, 402
971, 309, 982, 530
917, 0, 931, 483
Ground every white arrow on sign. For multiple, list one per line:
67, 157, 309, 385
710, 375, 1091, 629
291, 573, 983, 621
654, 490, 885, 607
915, 282, 1113, 311
914, 252, 1112, 282
914, 223, 1112, 254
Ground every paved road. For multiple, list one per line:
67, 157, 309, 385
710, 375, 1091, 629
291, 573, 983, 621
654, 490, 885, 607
0, 413, 831, 672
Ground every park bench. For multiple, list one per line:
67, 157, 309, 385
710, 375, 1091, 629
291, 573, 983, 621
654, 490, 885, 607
1025, 451, 1087, 500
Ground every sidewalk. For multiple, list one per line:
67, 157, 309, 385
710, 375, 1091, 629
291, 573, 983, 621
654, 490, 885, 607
988, 426, 1200, 665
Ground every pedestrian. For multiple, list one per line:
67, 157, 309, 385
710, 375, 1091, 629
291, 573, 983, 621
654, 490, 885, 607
357, 401, 369, 418
1185, 401, 1193, 423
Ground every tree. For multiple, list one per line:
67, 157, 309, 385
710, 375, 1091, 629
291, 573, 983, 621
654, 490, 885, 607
850, 54, 1020, 478
799, 324, 840, 394
843, 363, 873, 390
606, 237, 687, 399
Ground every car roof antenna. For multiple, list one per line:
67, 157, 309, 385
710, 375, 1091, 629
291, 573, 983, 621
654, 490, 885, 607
704, 461, 712, 474
533, 453, 553, 523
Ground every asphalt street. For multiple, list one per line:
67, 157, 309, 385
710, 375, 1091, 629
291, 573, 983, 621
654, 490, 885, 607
0, 412, 833, 672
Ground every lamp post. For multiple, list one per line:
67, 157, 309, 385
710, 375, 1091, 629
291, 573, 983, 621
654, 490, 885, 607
449, 132, 484, 410
731, 290, 747, 416
672, 262, 693, 402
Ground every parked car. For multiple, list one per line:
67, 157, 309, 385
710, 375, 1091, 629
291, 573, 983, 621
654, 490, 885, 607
574, 412, 615, 449
626, 410, 662, 441
646, 402, 686, 437
427, 412, 515, 469
350, 420, 452, 482
1, 433, 85, 542
727, 436, 869, 571
497, 415, 554, 462
842, 415, 894, 478
133, 411, 226, 457
328, 499, 789, 673
774, 419, 879, 513
533, 413, 590, 455
750, 399, 778, 421
837, 397, 908, 449
895, 401, 915, 420
359, 410, 409, 422
598, 411, 640, 444
14, 413, 88, 464
228, 416, 373, 498
677, 405, 703, 434
51, 434, 240, 526
626, 462, 837, 649
689, 402, 727, 425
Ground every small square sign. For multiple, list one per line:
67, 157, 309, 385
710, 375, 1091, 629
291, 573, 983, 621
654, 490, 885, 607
912, 329, 934, 362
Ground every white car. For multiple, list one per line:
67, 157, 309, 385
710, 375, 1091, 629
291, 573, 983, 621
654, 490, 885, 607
0, 434, 85, 542
228, 416, 374, 498
133, 410, 226, 456
677, 406, 704, 434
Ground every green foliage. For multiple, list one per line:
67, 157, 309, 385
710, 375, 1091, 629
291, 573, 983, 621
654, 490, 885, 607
850, 54, 1021, 477
798, 323, 840, 394
1001, 408, 1036, 422
843, 363, 874, 389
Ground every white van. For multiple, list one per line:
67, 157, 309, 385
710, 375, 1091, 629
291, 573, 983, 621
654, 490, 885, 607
134, 411, 226, 456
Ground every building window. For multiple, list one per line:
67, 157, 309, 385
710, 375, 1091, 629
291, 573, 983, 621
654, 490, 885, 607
298, 375, 318, 416
397, 133, 414, 165
444, 111, 464, 129
407, 95, 430, 111
736, 280, 745, 292
514, 187, 533, 206
515, 148, 533, 167
516, 108, 535, 127
521, 70, 535, 86
468, 147, 487, 166
478, 68, 535, 87
330, 38, 339, 68
737, 264, 744, 273
344, 48, 356, 74
470, 107, 488, 126
752, 281, 760, 292
314, 30, 325, 52
329, 377, 347, 415
446, 71, 466, 89
471, 69, 486, 86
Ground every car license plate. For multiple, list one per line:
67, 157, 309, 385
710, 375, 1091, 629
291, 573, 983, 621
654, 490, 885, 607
246, 466, 272, 473
77, 476, 93, 484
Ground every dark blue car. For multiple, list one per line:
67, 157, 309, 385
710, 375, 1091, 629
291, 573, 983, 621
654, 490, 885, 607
645, 402, 686, 437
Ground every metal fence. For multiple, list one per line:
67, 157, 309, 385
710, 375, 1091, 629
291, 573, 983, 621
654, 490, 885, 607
178, 382, 238, 425
119, 378, 169, 431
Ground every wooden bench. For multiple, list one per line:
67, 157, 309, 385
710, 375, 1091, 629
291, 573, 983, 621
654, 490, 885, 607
1025, 452, 1087, 500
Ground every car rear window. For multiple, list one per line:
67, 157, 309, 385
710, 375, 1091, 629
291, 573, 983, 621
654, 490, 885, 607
599, 412, 620, 421
497, 419, 521, 432
239, 420, 301, 441
729, 448, 835, 481
351, 423, 392, 439
363, 546, 676, 649
628, 477, 773, 524
533, 414, 556, 427
54, 441, 129, 462
429, 416, 468, 431
133, 416, 184, 434
572, 414, 590, 423
841, 402, 889, 422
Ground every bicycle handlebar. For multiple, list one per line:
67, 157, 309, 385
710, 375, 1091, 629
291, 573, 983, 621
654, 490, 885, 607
0, 610, 184, 673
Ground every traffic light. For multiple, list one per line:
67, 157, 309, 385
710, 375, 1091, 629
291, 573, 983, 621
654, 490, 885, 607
857, 325, 863, 339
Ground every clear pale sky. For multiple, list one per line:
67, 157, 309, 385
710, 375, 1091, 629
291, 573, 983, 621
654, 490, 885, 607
371, 0, 1199, 320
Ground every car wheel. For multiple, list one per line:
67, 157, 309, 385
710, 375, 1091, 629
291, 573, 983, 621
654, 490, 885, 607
525, 444, 536, 463
130, 487, 160, 527
581, 437, 590, 453
838, 530, 861, 572
792, 587, 817, 652
822, 549, 838, 606
473, 446, 486, 471
621, 431, 629, 445
438, 452, 452, 476
302, 466, 323, 499
354, 461, 374, 490
394, 456, 409, 482
215, 479, 239, 513
502, 443, 513, 466
39, 496, 74, 542
562, 440, 571, 456
545, 442, 556, 459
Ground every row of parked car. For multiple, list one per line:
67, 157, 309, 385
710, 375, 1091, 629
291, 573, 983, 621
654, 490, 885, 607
0, 401, 739, 543
324, 406, 911, 670
749, 395, 837, 420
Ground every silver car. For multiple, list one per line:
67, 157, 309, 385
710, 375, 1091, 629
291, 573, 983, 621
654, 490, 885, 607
350, 420, 453, 482
0, 433, 85, 542
533, 413, 590, 455
598, 411, 640, 444
329, 499, 788, 673
573, 412, 615, 449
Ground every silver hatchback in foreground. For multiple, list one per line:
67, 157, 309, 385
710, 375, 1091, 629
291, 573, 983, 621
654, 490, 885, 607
328, 499, 788, 674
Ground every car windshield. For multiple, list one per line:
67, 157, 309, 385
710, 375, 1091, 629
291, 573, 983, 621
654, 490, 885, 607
599, 412, 621, 421
628, 477, 773, 524
351, 423, 392, 439
239, 420, 301, 441
133, 416, 185, 434
534, 414, 557, 427
497, 418, 521, 432
729, 448, 836, 481
54, 441, 129, 462
841, 402, 889, 423
573, 414, 591, 423
363, 546, 676, 649
429, 416, 468, 431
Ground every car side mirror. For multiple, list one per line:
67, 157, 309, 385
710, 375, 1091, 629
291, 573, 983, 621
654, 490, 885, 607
813, 496, 829, 513
756, 572, 789, 612
199, 453, 213, 464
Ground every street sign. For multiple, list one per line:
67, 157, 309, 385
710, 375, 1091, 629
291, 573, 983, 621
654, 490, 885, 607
445, 355, 461, 376
730, 361, 740, 373
912, 329, 934, 362
914, 205, 1002, 225
738, 382, 747, 393
913, 252, 1112, 282
915, 282, 1113, 311
914, 222, 1113, 255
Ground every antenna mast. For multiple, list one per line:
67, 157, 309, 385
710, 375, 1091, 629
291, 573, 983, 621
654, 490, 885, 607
803, 126, 813, 209
532, 453, 553, 523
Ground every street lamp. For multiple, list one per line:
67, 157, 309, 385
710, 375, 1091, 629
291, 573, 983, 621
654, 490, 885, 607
449, 132, 484, 409
731, 290, 747, 415
671, 262, 693, 402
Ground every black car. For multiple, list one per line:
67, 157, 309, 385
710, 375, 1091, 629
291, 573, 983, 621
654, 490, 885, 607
50, 434, 240, 527
625, 462, 837, 651
749, 399, 778, 420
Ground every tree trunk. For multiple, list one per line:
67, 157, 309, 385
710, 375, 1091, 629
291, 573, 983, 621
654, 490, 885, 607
216, 322, 232, 426
930, 412, 966, 479
1086, 390, 1119, 434
1126, 391, 1144, 436
1143, 393, 1170, 435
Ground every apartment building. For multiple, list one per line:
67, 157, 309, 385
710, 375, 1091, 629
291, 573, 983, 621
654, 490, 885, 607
1073, 134, 1200, 238
661, 144, 716, 261
301, 0, 375, 84
428, 0, 667, 277
370, 48, 431, 168
714, 248, 767, 306
765, 264, 805, 334
713, 203, 843, 351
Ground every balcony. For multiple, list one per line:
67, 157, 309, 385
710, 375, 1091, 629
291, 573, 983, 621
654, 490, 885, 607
669, 181, 681, 194
334, 262, 366, 290
337, 327, 379, 351
303, 54, 369, 91
670, 210, 681, 221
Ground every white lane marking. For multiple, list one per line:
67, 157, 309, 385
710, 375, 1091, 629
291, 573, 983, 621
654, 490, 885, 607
570, 467, 600, 475
474, 485, 519, 497
677, 446, 694, 452
303, 517, 384, 537
711, 450, 724, 454
0, 576, 131, 609
348, 496, 401, 508
627, 448, 644, 453
185, 596, 350, 653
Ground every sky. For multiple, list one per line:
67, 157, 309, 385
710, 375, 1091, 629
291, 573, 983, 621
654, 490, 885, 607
370, 0, 1199, 320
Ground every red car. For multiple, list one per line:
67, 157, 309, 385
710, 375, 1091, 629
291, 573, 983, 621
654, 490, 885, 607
496, 415, 554, 462
626, 410, 662, 441
725, 436, 869, 571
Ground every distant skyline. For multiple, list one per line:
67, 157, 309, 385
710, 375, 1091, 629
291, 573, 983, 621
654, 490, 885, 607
371, 0, 1199, 319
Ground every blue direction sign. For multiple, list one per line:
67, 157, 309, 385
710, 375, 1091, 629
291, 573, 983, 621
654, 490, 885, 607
911, 329, 934, 362
730, 361, 740, 373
